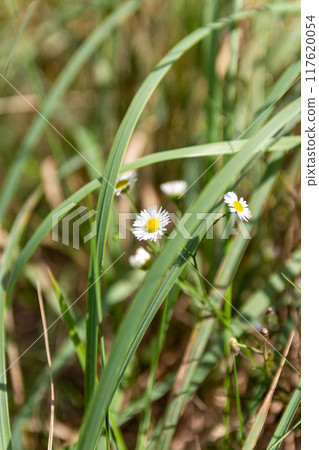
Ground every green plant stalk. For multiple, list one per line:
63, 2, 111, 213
125, 191, 138, 214
1, 0, 40, 85
233, 354, 245, 444
204, 0, 221, 142
281, 272, 301, 292
224, 0, 243, 140
223, 286, 232, 449
136, 297, 169, 449
91, 233, 110, 450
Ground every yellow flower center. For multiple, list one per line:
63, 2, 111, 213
145, 218, 160, 233
116, 179, 128, 190
233, 201, 244, 212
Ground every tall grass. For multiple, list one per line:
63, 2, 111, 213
0, 1, 300, 448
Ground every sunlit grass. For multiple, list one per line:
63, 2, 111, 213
0, 1, 300, 449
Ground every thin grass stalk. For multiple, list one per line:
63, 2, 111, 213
222, 286, 232, 449
136, 298, 169, 449
233, 354, 245, 444
36, 282, 55, 450
224, 0, 243, 140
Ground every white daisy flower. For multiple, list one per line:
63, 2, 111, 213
160, 180, 188, 198
224, 191, 252, 222
129, 247, 151, 269
115, 171, 137, 196
132, 205, 171, 242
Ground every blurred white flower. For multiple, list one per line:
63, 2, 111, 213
132, 205, 171, 242
129, 247, 151, 269
160, 180, 188, 198
115, 171, 137, 196
224, 191, 252, 222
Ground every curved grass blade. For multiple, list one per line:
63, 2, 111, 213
121, 136, 300, 172
76, 98, 300, 449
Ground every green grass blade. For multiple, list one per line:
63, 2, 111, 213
121, 136, 300, 172
242, 59, 301, 139
281, 272, 301, 292
48, 270, 86, 369
6, 178, 101, 295
266, 382, 301, 450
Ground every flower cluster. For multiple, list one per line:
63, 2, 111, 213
113, 172, 252, 267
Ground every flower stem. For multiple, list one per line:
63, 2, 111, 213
126, 191, 138, 214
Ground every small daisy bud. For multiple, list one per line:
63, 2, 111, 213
160, 180, 188, 199
266, 307, 274, 315
230, 337, 240, 355
261, 327, 269, 337
229, 337, 238, 348
129, 247, 151, 270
